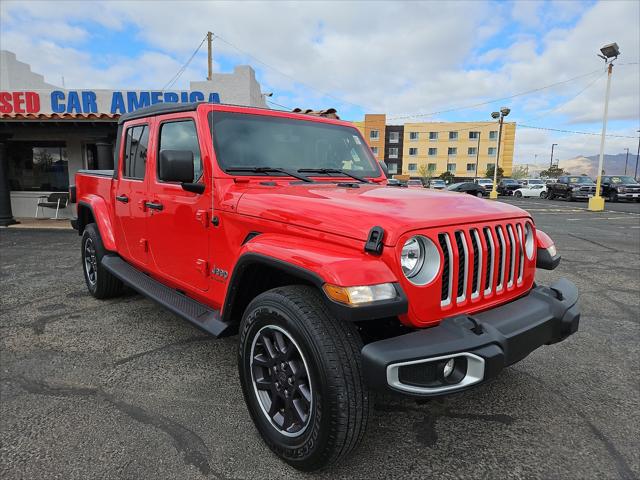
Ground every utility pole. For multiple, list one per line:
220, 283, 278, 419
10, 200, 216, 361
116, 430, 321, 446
624, 148, 629, 175
207, 31, 213, 81
550, 143, 557, 168
474, 132, 481, 181
635, 130, 639, 180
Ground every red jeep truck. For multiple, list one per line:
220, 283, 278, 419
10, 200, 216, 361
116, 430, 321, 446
72, 102, 579, 471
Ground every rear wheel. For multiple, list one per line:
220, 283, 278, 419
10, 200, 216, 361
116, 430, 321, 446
81, 223, 123, 299
547, 191, 555, 200
540, 191, 548, 199
238, 286, 370, 471
476, 191, 483, 198
515, 191, 522, 198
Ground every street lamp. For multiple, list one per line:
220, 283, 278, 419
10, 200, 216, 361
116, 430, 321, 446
624, 147, 629, 175
489, 107, 510, 200
589, 42, 620, 212
550, 143, 558, 168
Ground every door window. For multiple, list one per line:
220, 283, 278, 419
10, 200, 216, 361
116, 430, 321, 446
123, 125, 149, 179
158, 120, 202, 182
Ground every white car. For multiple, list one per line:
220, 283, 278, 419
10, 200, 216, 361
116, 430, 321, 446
475, 178, 494, 189
514, 184, 547, 198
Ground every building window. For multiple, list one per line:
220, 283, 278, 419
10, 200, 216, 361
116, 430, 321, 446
409, 132, 419, 141
488, 147, 497, 156
409, 147, 418, 156
124, 125, 149, 179
468, 147, 477, 156
429, 132, 438, 141
389, 131, 400, 143
428, 147, 437, 156
467, 163, 476, 172
371, 146, 378, 156
448, 147, 457, 156
449, 131, 458, 141
6, 141, 69, 191
159, 120, 202, 182
487, 163, 495, 171
469, 131, 480, 139
489, 130, 498, 140
428, 163, 437, 172
370, 130, 379, 140
387, 163, 398, 174
408, 163, 417, 172
447, 163, 456, 173
388, 147, 398, 159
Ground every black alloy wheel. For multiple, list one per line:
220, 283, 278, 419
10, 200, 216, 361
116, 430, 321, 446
250, 325, 313, 437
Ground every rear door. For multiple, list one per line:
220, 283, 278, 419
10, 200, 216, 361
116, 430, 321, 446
146, 116, 210, 291
113, 121, 152, 267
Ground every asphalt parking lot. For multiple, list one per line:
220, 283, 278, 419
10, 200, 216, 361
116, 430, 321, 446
1, 197, 639, 480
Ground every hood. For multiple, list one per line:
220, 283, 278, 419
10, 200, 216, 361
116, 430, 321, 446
236, 183, 531, 245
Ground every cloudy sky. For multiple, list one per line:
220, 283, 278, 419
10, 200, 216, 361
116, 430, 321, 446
1, 0, 638, 166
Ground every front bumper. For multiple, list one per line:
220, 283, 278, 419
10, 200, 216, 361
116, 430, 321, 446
617, 192, 640, 199
361, 278, 579, 397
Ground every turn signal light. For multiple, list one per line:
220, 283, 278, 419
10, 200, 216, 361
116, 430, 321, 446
323, 283, 397, 306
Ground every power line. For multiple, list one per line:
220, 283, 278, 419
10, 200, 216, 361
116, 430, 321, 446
266, 99, 294, 111
387, 68, 605, 121
162, 35, 207, 91
519, 124, 637, 139
212, 33, 369, 110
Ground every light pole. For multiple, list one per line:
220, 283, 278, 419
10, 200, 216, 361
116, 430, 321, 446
633, 130, 640, 180
624, 148, 629, 175
589, 42, 620, 212
550, 143, 558, 168
489, 107, 510, 200
474, 131, 481, 181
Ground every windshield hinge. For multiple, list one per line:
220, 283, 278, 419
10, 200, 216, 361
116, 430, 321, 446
364, 226, 385, 255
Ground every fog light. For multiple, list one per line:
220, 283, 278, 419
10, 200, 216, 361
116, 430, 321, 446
442, 359, 455, 378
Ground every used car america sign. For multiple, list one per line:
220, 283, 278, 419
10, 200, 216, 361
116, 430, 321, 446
0, 89, 221, 115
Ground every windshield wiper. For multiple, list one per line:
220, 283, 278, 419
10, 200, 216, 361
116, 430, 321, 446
224, 167, 314, 183
297, 168, 370, 183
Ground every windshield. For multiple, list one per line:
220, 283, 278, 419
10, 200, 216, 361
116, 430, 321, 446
502, 179, 518, 184
568, 176, 594, 183
210, 111, 380, 177
432, 180, 445, 185
609, 176, 638, 184
528, 179, 544, 184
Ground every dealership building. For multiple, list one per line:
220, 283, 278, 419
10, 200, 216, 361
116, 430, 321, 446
0, 50, 268, 221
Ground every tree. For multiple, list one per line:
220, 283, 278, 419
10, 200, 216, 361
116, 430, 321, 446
539, 165, 565, 178
439, 171, 455, 183
417, 164, 429, 185
485, 165, 504, 180
511, 165, 528, 179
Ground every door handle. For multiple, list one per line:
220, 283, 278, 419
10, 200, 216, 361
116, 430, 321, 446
116, 194, 129, 203
145, 201, 163, 211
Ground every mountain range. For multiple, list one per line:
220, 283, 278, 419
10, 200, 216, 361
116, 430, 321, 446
526, 152, 639, 177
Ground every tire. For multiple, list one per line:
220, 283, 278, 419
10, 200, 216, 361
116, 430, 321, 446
547, 192, 555, 200
81, 223, 123, 299
608, 192, 618, 203
540, 191, 547, 199
476, 191, 483, 198
238, 286, 370, 471
515, 191, 522, 198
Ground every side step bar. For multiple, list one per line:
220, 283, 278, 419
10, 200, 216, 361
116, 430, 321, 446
102, 255, 234, 338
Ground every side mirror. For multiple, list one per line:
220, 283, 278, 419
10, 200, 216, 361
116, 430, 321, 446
159, 150, 194, 183
378, 161, 389, 178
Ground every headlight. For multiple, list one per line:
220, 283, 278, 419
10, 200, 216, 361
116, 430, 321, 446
524, 223, 535, 259
323, 283, 397, 305
618, 187, 626, 193
400, 236, 440, 285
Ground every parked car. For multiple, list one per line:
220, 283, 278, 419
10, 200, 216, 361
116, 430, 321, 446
497, 178, 520, 196
514, 184, 547, 198
600, 175, 640, 202
446, 181, 486, 197
519, 178, 546, 188
386, 178, 407, 187
546, 175, 597, 201
475, 178, 494, 189
72, 102, 579, 471
427, 179, 446, 189
406, 179, 425, 188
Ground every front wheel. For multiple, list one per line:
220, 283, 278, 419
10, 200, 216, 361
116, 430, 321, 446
476, 191, 483, 198
238, 286, 370, 471
608, 192, 618, 203
515, 191, 522, 198
540, 191, 548, 199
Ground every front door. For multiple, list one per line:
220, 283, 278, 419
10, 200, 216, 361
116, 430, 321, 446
146, 117, 210, 291
114, 121, 151, 267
